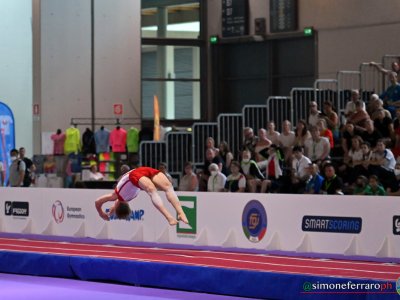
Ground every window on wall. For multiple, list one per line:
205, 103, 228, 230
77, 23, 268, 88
141, 0, 202, 120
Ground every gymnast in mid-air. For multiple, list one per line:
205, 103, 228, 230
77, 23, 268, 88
95, 166, 188, 225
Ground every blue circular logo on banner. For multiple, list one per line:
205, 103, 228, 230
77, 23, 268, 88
242, 200, 267, 243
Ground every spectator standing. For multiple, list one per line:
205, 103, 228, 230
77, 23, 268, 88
8, 149, 25, 187
19, 147, 35, 187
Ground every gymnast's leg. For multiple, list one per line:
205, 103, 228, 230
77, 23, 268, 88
151, 172, 189, 224
138, 176, 178, 225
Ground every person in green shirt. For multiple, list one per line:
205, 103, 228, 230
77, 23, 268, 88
364, 175, 386, 196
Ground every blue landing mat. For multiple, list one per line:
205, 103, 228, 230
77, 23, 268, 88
0, 250, 397, 299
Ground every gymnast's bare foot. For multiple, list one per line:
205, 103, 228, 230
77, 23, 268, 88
168, 218, 178, 226
178, 213, 189, 224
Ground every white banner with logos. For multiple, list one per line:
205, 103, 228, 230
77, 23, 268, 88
0, 187, 399, 259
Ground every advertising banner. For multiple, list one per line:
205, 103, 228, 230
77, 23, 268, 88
0, 187, 399, 259
0, 102, 15, 185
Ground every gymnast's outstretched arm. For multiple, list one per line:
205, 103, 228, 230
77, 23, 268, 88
95, 192, 118, 221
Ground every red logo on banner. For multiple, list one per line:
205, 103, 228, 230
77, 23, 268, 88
113, 104, 123, 115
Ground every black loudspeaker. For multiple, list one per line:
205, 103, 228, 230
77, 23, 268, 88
255, 18, 266, 35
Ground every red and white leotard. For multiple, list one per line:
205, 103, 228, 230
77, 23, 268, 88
115, 167, 160, 202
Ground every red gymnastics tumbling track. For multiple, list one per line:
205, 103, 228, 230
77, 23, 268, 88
0, 237, 398, 299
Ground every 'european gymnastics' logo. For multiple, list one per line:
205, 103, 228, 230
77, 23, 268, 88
242, 200, 267, 243
52, 200, 64, 224
396, 277, 400, 295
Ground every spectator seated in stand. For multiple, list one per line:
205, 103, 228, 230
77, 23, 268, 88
241, 149, 264, 193
260, 145, 283, 193
344, 89, 366, 120
381, 72, 400, 117
347, 100, 370, 131
320, 163, 344, 195
241, 127, 258, 158
304, 163, 324, 194
224, 161, 246, 193
304, 126, 330, 166
158, 162, 174, 185
207, 163, 226, 192
43, 155, 56, 174
217, 141, 234, 176
88, 164, 104, 181
178, 161, 199, 192
364, 175, 386, 196
308, 101, 322, 127
266, 121, 280, 145
352, 175, 368, 195
294, 119, 311, 148
289, 146, 312, 194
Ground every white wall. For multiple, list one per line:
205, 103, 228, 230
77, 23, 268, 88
0, 0, 32, 155
36, 0, 141, 151
40, 0, 92, 132
94, 0, 141, 120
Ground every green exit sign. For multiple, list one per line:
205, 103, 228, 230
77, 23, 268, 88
303, 27, 314, 36
209, 35, 219, 44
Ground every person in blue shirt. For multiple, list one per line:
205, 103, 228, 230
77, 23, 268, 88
304, 163, 324, 194
381, 72, 400, 117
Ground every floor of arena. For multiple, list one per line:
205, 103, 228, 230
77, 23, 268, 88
0, 234, 398, 299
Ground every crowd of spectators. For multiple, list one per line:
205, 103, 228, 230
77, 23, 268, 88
178, 61, 400, 196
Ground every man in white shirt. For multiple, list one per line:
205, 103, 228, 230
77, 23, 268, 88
308, 101, 321, 127
368, 140, 398, 192
207, 163, 226, 192
304, 126, 330, 164
290, 146, 312, 193
344, 89, 366, 119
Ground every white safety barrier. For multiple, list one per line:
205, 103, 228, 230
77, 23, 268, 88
1, 187, 399, 259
